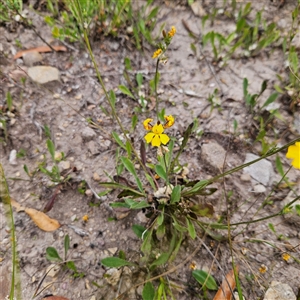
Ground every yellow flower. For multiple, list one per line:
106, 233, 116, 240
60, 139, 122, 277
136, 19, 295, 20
144, 122, 170, 147
163, 115, 175, 128
168, 26, 176, 37
282, 253, 290, 261
152, 48, 162, 59
286, 142, 300, 169
259, 264, 267, 274
82, 215, 89, 222
143, 118, 153, 130
189, 261, 197, 270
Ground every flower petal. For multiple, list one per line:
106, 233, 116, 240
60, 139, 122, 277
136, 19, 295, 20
145, 133, 154, 144
152, 135, 161, 147
143, 118, 153, 131
159, 134, 170, 145
292, 157, 300, 169
286, 142, 300, 169
164, 115, 175, 128
152, 123, 164, 134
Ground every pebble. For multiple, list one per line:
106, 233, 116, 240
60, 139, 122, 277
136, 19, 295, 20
243, 153, 274, 186
93, 172, 101, 181
85, 189, 93, 197
46, 264, 60, 278
253, 184, 266, 193
54, 151, 63, 161
71, 215, 77, 222
81, 126, 96, 141
59, 231, 64, 237
240, 173, 251, 181
263, 281, 296, 300
201, 141, 226, 171
22, 51, 43, 66
9, 149, 17, 165
28, 66, 60, 84
87, 140, 99, 155
58, 160, 71, 170
108, 247, 118, 255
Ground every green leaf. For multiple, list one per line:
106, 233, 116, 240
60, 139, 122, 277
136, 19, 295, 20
150, 252, 169, 269
101, 257, 135, 268
6, 91, 13, 112
124, 57, 132, 70
46, 139, 55, 160
156, 223, 165, 240
110, 202, 130, 208
261, 92, 278, 109
243, 78, 248, 98
155, 165, 167, 182
145, 173, 156, 190
131, 114, 138, 130
274, 84, 284, 93
295, 205, 300, 216
182, 180, 209, 197
172, 217, 187, 232
64, 234, 70, 260
142, 282, 155, 300
268, 223, 276, 233
112, 131, 126, 150
121, 157, 144, 193
157, 211, 164, 225
99, 181, 144, 197
119, 85, 135, 99
275, 155, 284, 177
170, 122, 194, 173
169, 231, 183, 262
46, 247, 62, 261
23, 164, 30, 177
66, 260, 77, 272
118, 250, 126, 260
186, 217, 196, 239
141, 227, 153, 257
170, 185, 181, 204
136, 73, 143, 88
109, 90, 116, 109
126, 199, 150, 209
132, 224, 147, 238
260, 80, 267, 94
192, 270, 218, 290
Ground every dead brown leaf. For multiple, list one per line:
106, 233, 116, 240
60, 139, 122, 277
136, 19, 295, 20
41, 296, 70, 300
10, 198, 61, 231
25, 207, 61, 231
213, 266, 239, 300
14, 45, 67, 59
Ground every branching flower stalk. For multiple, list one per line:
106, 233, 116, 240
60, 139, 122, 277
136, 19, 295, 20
73, 0, 151, 188
152, 26, 176, 119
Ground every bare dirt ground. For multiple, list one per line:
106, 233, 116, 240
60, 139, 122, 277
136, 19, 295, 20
1, 1, 300, 299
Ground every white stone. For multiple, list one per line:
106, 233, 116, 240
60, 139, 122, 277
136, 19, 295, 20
28, 66, 60, 84
243, 153, 274, 186
263, 281, 296, 300
253, 184, 266, 193
9, 149, 17, 165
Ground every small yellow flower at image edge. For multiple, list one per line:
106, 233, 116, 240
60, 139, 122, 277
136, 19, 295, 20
143, 115, 175, 147
152, 48, 162, 59
286, 141, 300, 169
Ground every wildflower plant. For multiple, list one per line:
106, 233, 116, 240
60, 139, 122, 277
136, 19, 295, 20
94, 24, 300, 298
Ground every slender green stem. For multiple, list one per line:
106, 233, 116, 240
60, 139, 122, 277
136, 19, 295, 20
155, 58, 160, 119
73, 0, 152, 190
206, 137, 300, 185
230, 195, 300, 226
